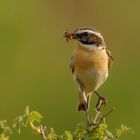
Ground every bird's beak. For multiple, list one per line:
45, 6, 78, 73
63, 31, 77, 42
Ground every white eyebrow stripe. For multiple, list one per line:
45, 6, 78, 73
75, 29, 102, 38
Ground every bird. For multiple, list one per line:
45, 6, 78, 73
64, 27, 113, 125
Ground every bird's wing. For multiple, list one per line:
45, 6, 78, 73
106, 48, 113, 70
70, 55, 75, 74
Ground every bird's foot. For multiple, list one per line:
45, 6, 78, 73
95, 91, 107, 111
89, 91, 107, 126
91, 109, 102, 125
91, 107, 115, 129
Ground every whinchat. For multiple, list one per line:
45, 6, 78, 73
64, 28, 113, 125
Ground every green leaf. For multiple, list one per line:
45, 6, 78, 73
105, 130, 115, 140
47, 128, 57, 140
0, 135, 9, 140
25, 106, 29, 115
0, 128, 4, 134
29, 111, 43, 123
0, 120, 12, 138
115, 124, 134, 139
64, 131, 73, 140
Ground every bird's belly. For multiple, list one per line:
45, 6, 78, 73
73, 46, 109, 93
74, 68, 108, 93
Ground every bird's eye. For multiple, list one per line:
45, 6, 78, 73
84, 32, 90, 36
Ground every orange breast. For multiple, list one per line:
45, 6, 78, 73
73, 45, 108, 73
72, 45, 109, 92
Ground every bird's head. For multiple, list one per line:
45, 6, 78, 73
64, 28, 106, 49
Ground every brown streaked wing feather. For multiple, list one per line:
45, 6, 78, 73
70, 56, 75, 74
106, 48, 113, 69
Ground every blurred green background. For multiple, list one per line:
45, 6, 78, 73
0, 0, 139, 139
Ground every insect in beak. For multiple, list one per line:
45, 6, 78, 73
63, 31, 76, 42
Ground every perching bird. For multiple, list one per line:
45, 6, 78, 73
64, 28, 113, 125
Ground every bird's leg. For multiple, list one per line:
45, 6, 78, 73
85, 103, 90, 126
92, 109, 102, 125
92, 91, 107, 125
95, 91, 107, 111
87, 94, 92, 111
78, 91, 90, 126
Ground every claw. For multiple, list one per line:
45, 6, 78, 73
96, 96, 107, 111
95, 91, 107, 111
91, 91, 107, 125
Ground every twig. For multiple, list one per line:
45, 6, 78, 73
93, 107, 115, 130
39, 125, 47, 140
